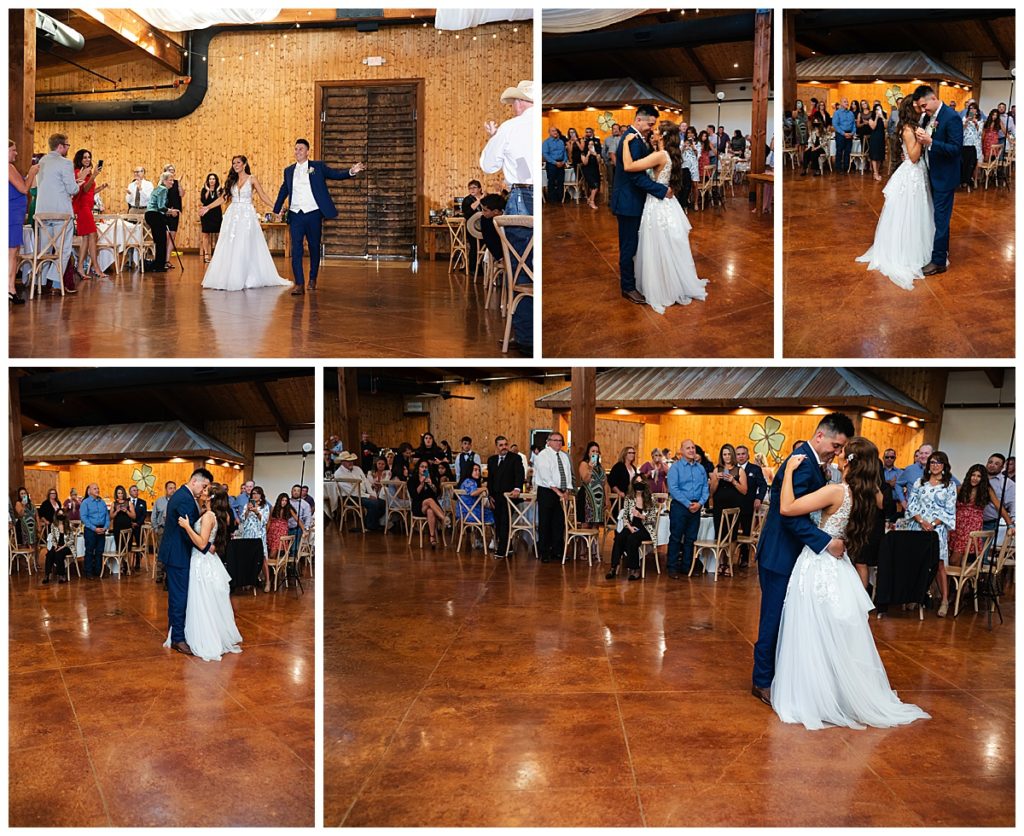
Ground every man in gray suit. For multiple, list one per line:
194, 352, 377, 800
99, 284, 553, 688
34, 132, 79, 291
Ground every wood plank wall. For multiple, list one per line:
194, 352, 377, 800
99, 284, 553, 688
26, 462, 242, 504
36, 22, 532, 251
795, 83, 971, 114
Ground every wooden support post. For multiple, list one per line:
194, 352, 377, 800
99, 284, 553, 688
242, 428, 257, 483
9, 9, 36, 176
10, 370, 26, 498
338, 369, 360, 453
783, 10, 797, 114
569, 367, 596, 467
750, 10, 772, 213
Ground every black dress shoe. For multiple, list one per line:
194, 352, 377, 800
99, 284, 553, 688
541, 556, 552, 564
628, 572, 641, 581
290, 286, 305, 296
171, 641, 194, 656
605, 569, 617, 580
668, 572, 681, 579
752, 685, 772, 706
308, 280, 317, 292
621, 289, 646, 305
921, 262, 947, 276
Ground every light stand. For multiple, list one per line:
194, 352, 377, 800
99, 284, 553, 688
974, 421, 1014, 630
285, 442, 315, 596
715, 91, 726, 206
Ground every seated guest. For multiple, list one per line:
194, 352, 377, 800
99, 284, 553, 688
478, 193, 507, 260
606, 475, 658, 581
335, 452, 384, 531
369, 456, 391, 493
457, 462, 494, 526
408, 458, 447, 547
267, 493, 303, 590
42, 511, 72, 584
800, 127, 826, 176
143, 171, 180, 272
462, 179, 486, 269
730, 129, 746, 155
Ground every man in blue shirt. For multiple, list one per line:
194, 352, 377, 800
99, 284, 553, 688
832, 98, 856, 174
543, 127, 567, 202
882, 448, 902, 491
80, 482, 110, 578
231, 480, 254, 525
666, 439, 709, 577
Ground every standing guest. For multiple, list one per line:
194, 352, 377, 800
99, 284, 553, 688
982, 453, 1016, 538
832, 98, 856, 174
543, 127, 568, 202
143, 172, 179, 272
730, 129, 747, 155
125, 166, 153, 215
63, 488, 81, 522
199, 173, 222, 263
481, 80, 535, 354
80, 483, 109, 578
240, 486, 271, 586
882, 449, 902, 491
72, 149, 108, 280
580, 127, 602, 209
607, 446, 639, 504
962, 104, 983, 188
715, 125, 729, 156
408, 458, 447, 548
414, 432, 446, 467
300, 485, 315, 514
606, 475, 658, 581
161, 164, 183, 268
887, 98, 903, 173
1006, 457, 1016, 482
289, 484, 312, 556
509, 442, 530, 481
709, 444, 748, 573
680, 127, 700, 210
576, 441, 606, 527
357, 431, 380, 473
128, 485, 147, 553
110, 485, 133, 554
640, 448, 669, 494
455, 436, 482, 484
866, 102, 887, 181
461, 179, 486, 270
792, 102, 808, 157
949, 464, 990, 567
231, 480, 255, 525
34, 133, 80, 293
602, 123, 621, 198
735, 444, 767, 567
906, 451, 958, 617
8, 140, 38, 305
37, 488, 62, 532
16, 488, 38, 552
666, 440, 709, 577
487, 435, 525, 558
533, 432, 573, 563
895, 445, 932, 508
151, 480, 176, 583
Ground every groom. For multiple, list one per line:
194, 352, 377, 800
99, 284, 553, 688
273, 138, 366, 296
157, 468, 212, 656
912, 85, 963, 276
750, 413, 854, 705
610, 104, 673, 305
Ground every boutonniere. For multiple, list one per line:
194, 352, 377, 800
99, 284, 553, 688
308, 166, 315, 175
926, 122, 936, 137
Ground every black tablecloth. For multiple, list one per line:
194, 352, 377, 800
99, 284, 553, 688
874, 530, 940, 610
224, 538, 263, 590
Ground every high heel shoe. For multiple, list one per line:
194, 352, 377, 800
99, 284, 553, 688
430, 537, 437, 549
9, 292, 25, 305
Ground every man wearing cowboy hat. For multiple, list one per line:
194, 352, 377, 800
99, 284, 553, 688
481, 80, 534, 356
335, 452, 384, 532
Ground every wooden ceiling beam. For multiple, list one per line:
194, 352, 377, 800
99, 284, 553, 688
76, 9, 184, 74
984, 369, 1006, 389
683, 46, 716, 93
253, 382, 290, 443
978, 19, 1011, 69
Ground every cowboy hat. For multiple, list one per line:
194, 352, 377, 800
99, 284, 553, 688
500, 80, 533, 105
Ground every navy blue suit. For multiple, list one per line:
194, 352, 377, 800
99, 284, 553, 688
273, 160, 355, 286
751, 443, 832, 688
609, 127, 669, 293
157, 486, 207, 644
921, 105, 963, 267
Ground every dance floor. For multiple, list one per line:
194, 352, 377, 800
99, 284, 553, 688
9, 564, 314, 827
783, 168, 1015, 358
542, 196, 773, 358
9, 255, 507, 359
328, 528, 1014, 827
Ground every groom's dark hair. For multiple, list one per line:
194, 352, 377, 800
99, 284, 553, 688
636, 104, 660, 119
190, 467, 214, 483
912, 85, 935, 101
295, 138, 310, 149
816, 412, 855, 438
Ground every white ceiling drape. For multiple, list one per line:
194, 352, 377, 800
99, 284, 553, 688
434, 9, 533, 31
541, 9, 643, 34
132, 9, 282, 32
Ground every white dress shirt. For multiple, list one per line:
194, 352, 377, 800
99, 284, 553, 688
480, 105, 536, 186
335, 466, 373, 497
533, 445, 573, 491
125, 178, 154, 210
290, 160, 320, 213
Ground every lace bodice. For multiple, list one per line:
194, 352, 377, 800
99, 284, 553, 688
820, 483, 851, 538
193, 516, 218, 547
231, 179, 253, 205
654, 156, 672, 185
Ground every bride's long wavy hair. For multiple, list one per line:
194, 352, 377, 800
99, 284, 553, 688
210, 487, 233, 557
658, 120, 684, 197
895, 96, 921, 146
223, 155, 251, 206
842, 436, 881, 562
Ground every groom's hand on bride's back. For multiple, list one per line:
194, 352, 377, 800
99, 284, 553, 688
826, 538, 845, 558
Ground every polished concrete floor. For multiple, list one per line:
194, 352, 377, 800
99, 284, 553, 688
783, 166, 1015, 358
9, 254, 508, 359
9, 562, 314, 827
542, 194, 774, 358
327, 528, 1014, 827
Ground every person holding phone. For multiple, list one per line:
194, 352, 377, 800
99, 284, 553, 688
708, 443, 748, 575
72, 148, 108, 279
866, 102, 887, 182
408, 459, 446, 547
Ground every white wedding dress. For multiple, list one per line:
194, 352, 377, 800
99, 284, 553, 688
772, 484, 930, 730
635, 157, 709, 314
201, 179, 291, 291
162, 518, 244, 662
855, 141, 935, 290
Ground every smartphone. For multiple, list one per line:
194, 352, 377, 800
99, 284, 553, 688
97, 160, 104, 169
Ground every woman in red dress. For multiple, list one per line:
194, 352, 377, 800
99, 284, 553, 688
265, 492, 302, 592
72, 149, 108, 280
949, 464, 989, 566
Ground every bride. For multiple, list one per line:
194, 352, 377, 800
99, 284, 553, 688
773, 436, 930, 730
163, 487, 243, 662
199, 155, 291, 291
620, 120, 708, 314
855, 96, 935, 290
